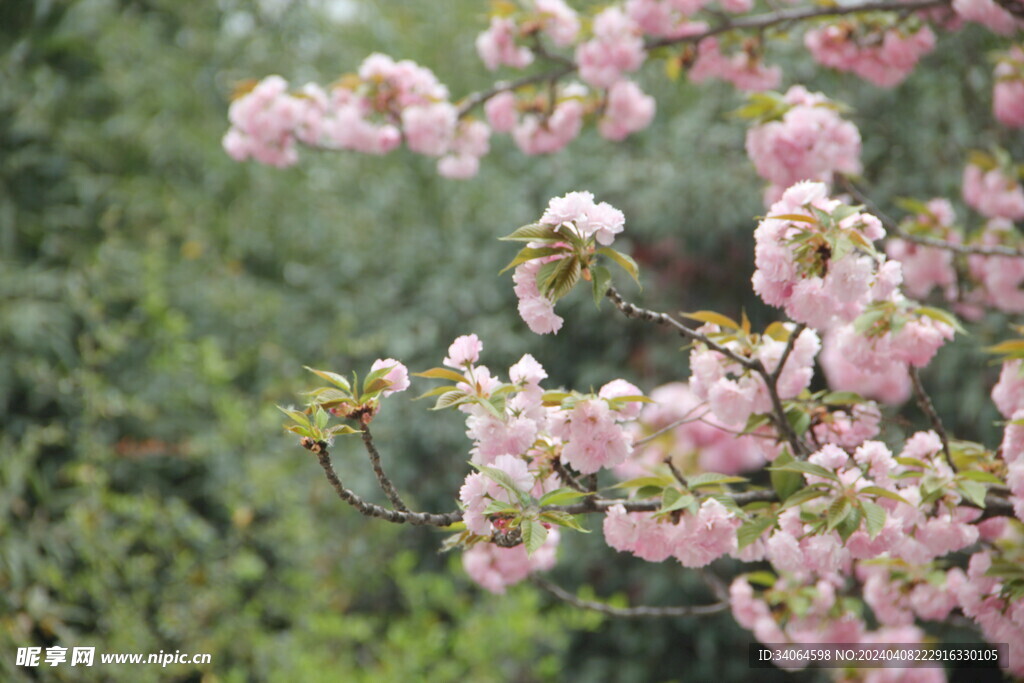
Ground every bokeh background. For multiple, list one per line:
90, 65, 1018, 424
1, 1, 1016, 681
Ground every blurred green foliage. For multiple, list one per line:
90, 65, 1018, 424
0, 0, 1018, 680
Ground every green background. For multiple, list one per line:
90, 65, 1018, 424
0, 1, 1016, 680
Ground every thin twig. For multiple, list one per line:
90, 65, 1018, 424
665, 458, 689, 488
552, 457, 589, 493
605, 284, 808, 457
531, 576, 729, 618
308, 441, 462, 526
361, 425, 409, 511
634, 406, 710, 447
907, 366, 954, 471
454, 1, 952, 120
605, 285, 757, 370
646, 0, 951, 49
838, 176, 1024, 258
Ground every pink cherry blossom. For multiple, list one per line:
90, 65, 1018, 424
688, 38, 782, 92
476, 17, 534, 71
745, 87, 862, 198
994, 46, 1024, 128
804, 22, 936, 88
462, 528, 559, 593
576, 8, 646, 89
952, 0, 1023, 35
369, 358, 410, 397
598, 80, 656, 141
963, 162, 1024, 220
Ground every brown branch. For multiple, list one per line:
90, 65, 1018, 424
531, 576, 729, 618
307, 441, 463, 526
605, 285, 758, 370
361, 425, 409, 511
647, 0, 952, 49
907, 366, 954, 471
552, 457, 589, 493
838, 176, 1024, 258
605, 284, 808, 457
635, 405, 710, 446
455, 1, 952, 119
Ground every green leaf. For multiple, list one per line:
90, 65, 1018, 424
501, 222, 558, 242
894, 456, 928, 469
277, 405, 311, 429
539, 510, 590, 533
785, 406, 812, 436
314, 405, 329, 430
915, 306, 966, 335
767, 213, 818, 224
326, 424, 361, 437
779, 486, 829, 510
957, 480, 987, 508
659, 487, 695, 514
499, 246, 563, 274
432, 390, 470, 410
821, 391, 864, 406
416, 385, 456, 400
522, 518, 548, 554
483, 500, 519, 515
767, 459, 838, 482
836, 508, 862, 542
770, 450, 803, 501
478, 465, 529, 506
745, 571, 777, 588
541, 390, 572, 407
738, 515, 776, 550
538, 488, 591, 506
596, 247, 640, 284
957, 470, 1004, 485
861, 500, 886, 539
538, 256, 580, 300
687, 472, 749, 488
679, 310, 739, 330
304, 367, 352, 393
984, 339, 1024, 355
860, 486, 910, 505
414, 367, 469, 383
591, 264, 612, 308
610, 475, 675, 490
826, 497, 853, 531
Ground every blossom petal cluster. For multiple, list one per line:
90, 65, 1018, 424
804, 20, 936, 88
603, 499, 741, 567
993, 46, 1024, 128
744, 87, 862, 203
223, 56, 490, 177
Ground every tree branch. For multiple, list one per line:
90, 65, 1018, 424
907, 366, 954, 471
838, 176, 1024, 258
306, 440, 463, 526
531, 576, 729, 618
605, 284, 809, 457
361, 425, 410, 511
646, 0, 952, 50
455, 1, 953, 119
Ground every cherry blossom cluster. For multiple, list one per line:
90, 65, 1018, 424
687, 38, 781, 92
618, 382, 765, 477
754, 182, 957, 382
992, 361, 1024, 521
804, 16, 936, 88
688, 322, 820, 427
727, 431, 1023, 674
506, 191, 637, 335
603, 499, 741, 567
223, 55, 490, 178
952, 0, 1024, 34
422, 334, 644, 591
962, 154, 1024, 221
743, 88, 862, 204
993, 45, 1024, 128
